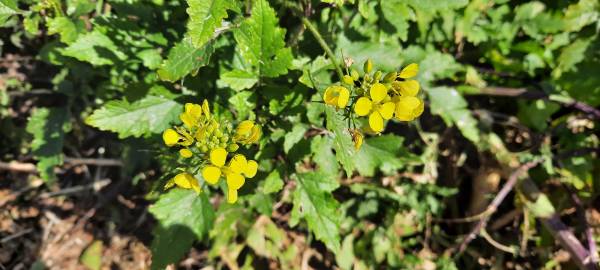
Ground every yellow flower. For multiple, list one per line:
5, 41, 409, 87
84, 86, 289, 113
180, 103, 202, 129
354, 83, 395, 133
163, 128, 179, 146
234, 120, 262, 145
202, 100, 210, 118
201, 147, 228, 185
351, 130, 364, 150
398, 63, 419, 79
224, 154, 258, 203
394, 96, 424, 121
323, 85, 350, 109
179, 148, 193, 158
164, 172, 201, 194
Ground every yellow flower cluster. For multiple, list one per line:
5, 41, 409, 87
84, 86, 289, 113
323, 59, 424, 150
162, 100, 262, 203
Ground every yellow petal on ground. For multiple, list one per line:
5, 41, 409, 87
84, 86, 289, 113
227, 188, 238, 204
369, 112, 384, 133
370, 83, 388, 103
398, 63, 419, 79
337, 86, 350, 108
378, 102, 395, 120
185, 103, 202, 119
354, 97, 373, 116
210, 147, 227, 166
162, 128, 179, 146
228, 154, 247, 174
179, 148, 193, 158
226, 173, 245, 190
398, 80, 420, 96
395, 96, 421, 121
244, 160, 258, 178
202, 166, 221, 185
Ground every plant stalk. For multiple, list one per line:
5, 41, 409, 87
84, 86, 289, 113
301, 17, 344, 80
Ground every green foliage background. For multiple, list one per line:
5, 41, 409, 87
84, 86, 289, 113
1, 0, 599, 269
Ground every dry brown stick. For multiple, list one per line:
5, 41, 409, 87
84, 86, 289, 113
563, 184, 600, 267
456, 160, 542, 254
520, 179, 600, 270
472, 87, 600, 120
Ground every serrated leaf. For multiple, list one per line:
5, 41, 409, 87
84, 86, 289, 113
86, 95, 182, 138
263, 170, 284, 194
46, 17, 78, 44
221, 69, 258, 90
325, 106, 355, 176
26, 107, 70, 182
0, 0, 19, 25
149, 189, 215, 270
157, 38, 215, 82
283, 124, 308, 153
354, 135, 414, 177
61, 31, 126, 66
186, 0, 231, 48
380, 0, 411, 41
290, 172, 341, 253
310, 135, 340, 182
233, 0, 293, 78
428, 87, 480, 143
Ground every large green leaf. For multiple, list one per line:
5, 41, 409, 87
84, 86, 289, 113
61, 31, 126, 66
85, 95, 182, 138
186, 0, 231, 48
325, 106, 355, 176
428, 87, 480, 143
149, 189, 215, 270
46, 17, 78, 44
0, 0, 19, 25
157, 38, 215, 82
26, 107, 71, 182
290, 172, 341, 253
232, 0, 293, 78
354, 135, 417, 177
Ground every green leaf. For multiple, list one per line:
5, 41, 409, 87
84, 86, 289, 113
354, 135, 414, 177
325, 106, 355, 176
263, 170, 284, 194
228, 91, 256, 120
405, 0, 468, 10
149, 189, 215, 270
136, 48, 162, 69
310, 135, 340, 182
46, 17, 78, 44
80, 240, 102, 270
336, 234, 355, 270
428, 87, 480, 143
564, 0, 598, 32
26, 107, 71, 182
290, 172, 341, 253
61, 31, 126, 66
380, 0, 411, 41
186, 0, 231, 48
221, 69, 259, 90
553, 38, 591, 78
85, 95, 182, 138
233, 0, 293, 78
283, 124, 308, 153
0, 0, 19, 25
336, 35, 403, 71
298, 56, 333, 89
157, 38, 215, 82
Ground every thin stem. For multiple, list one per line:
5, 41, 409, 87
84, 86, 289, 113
301, 17, 344, 80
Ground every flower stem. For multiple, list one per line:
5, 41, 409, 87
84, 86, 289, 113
301, 17, 344, 80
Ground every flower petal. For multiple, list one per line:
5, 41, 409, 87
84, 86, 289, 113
162, 129, 179, 146
369, 111, 384, 133
354, 97, 373, 116
226, 173, 245, 190
398, 80, 420, 96
399, 63, 419, 79
378, 102, 395, 120
202, 166, 221, 185
227, 188, 238, 204
179, 148, 193, 158
244, 160, 258, 178
173, 172, 196, 189
210, 147, 227, 166
202, 100, 210, 118
370, 83, 388, 103
235, 120, 254, 138
395, 96, 421, 121
228, 154, 247, 174
323, 86, 337, 106
337, 86, 350, 108
185, 103, 202, 119
179, 113, 195, 129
